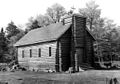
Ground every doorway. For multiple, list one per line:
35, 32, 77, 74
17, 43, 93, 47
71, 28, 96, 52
75, 48, 84, 71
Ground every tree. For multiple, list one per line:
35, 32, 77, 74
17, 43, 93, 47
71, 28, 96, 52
92, 18, 105, 39
6, 21, 25, 41
8, 28, 25, 61
26, 3, 66, 32
79, 1, 120, 65
26, 15, 53, 31
95, 19, 120, 62
6, 22, 25, 62
79, 1, 101, 31
35, 14, 54, 27
26, 17, 41, 31
0, 28, 9, 62
46, 3, 66, 23
6, 21, 20, 39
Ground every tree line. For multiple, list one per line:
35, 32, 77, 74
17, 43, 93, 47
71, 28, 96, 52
0, 1, 120, 63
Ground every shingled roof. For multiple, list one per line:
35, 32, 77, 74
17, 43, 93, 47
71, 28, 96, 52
15, 21, 96, 47
14, 23, 71, 47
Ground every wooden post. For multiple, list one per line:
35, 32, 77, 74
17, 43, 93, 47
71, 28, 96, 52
59, 42, 62, 72
83, 18, 87, 63
70, 15, 75, 72
73, 15, 77, 72
75, 52, 78, 71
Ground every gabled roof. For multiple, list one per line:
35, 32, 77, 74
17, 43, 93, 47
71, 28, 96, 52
86, 25, 96, 41
14, 23, 71, 47
86, 27, 96, 40
15, 22, 96, 47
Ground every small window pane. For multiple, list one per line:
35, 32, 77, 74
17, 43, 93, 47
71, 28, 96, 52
30, 49, 32, 58
22, 50, 24, 58
38, 48, 41, 57
49, 47, 51, 57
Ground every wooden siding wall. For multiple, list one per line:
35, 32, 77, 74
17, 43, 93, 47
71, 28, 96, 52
59, 28, 71, 71
85, 31, 94, 65
17, 42, 57, 71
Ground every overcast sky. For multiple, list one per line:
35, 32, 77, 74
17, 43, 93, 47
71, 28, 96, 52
0, 0, 120, 29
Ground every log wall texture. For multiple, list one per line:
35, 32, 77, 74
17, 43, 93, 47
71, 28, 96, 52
17, 41, 57, 71
73, 16, 86, 48
85, 31, 94, 65
59, 28, 72, 71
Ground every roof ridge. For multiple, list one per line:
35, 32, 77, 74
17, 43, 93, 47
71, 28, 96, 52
29, 22, 62, 32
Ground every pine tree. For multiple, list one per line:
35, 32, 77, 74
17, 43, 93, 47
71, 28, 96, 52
5, 21, 25, 62
6, 21, 20, 39
0, 28, 9, 62
30, 20, 40, 30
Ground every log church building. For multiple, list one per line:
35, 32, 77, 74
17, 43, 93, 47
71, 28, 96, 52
14, 14, 95, 72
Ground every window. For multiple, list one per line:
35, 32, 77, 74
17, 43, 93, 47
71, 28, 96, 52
38, 48, 41, 57
49, 47, 51, 57
30, 49, 32, 58
22, 50, 24, 58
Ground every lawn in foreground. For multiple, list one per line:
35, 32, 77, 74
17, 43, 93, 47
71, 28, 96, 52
0, 70, 120, 84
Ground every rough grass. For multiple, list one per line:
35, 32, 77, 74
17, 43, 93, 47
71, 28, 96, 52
0, 70, 120, 84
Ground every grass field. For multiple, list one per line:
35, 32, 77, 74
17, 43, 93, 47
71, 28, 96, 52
0, 70, 120, 84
